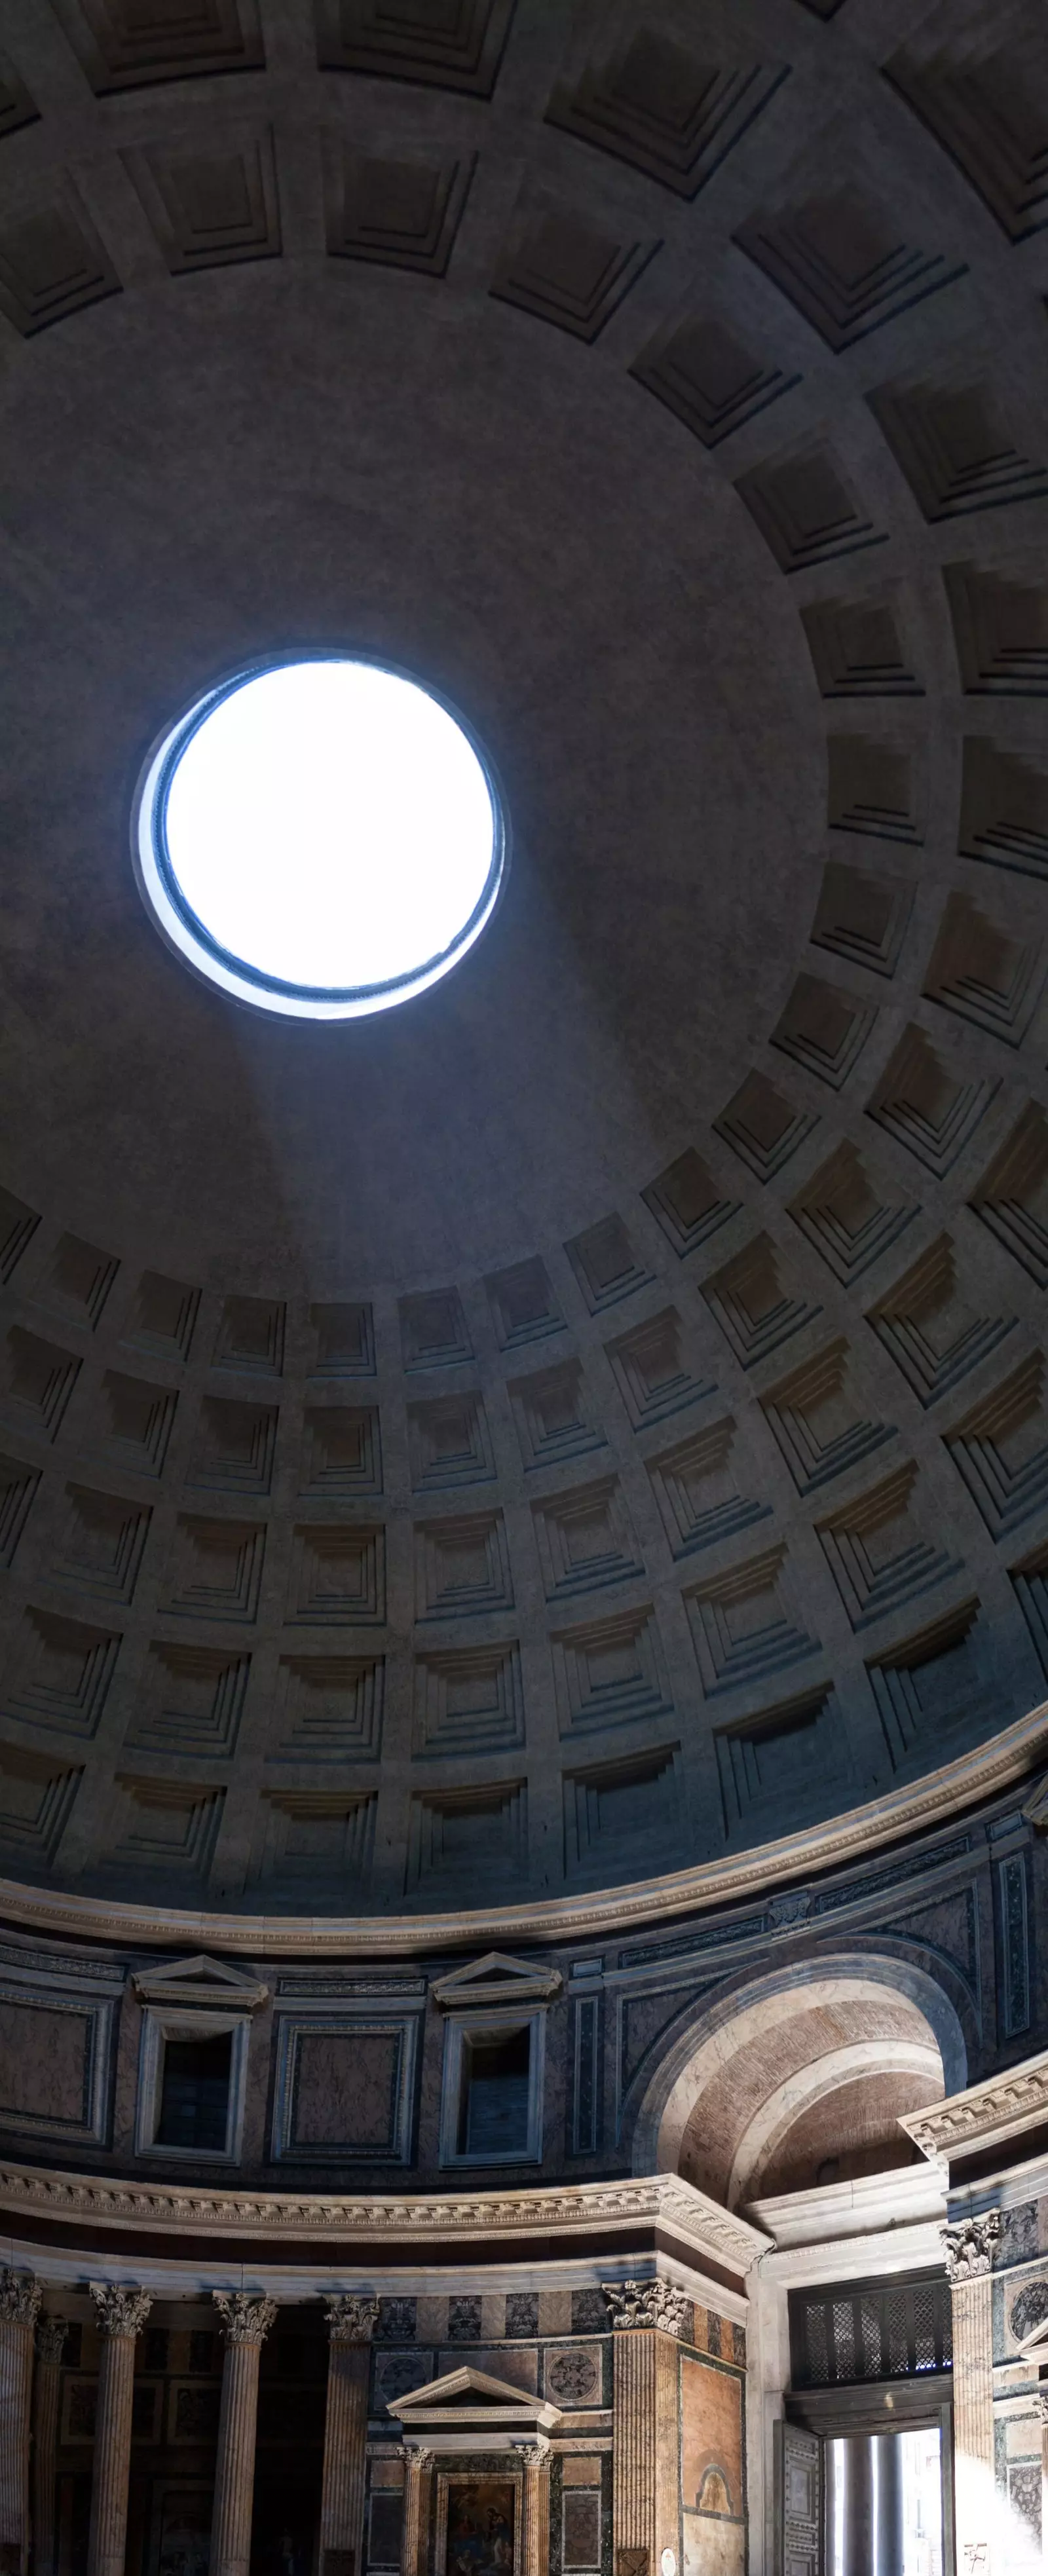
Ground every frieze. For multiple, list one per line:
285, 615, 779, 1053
0, 2162, 766, 2275
901, 2049, 1048, 2161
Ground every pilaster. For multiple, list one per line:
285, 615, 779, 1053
398, 2447, 433, 2576
32, 2319, 68, 2576
943, 2214, 1000, 2575
0, 2271, 41, 2576
607, 2281, 687, 2576
320, 2298, 380, 2576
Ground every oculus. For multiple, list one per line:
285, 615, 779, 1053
133, 656, 506, 1020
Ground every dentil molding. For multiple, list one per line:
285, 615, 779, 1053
0, 2163, 766, 2278
901, 2045, 1048, 2164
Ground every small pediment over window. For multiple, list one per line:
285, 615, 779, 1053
388, 2364, 561, 2431
430, 1952, 561, 2010
132, 1954, 268, 2010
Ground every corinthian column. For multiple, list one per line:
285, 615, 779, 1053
607, 2281, 688, 2576
943, 2215, 1000, 2576
32, 2318, 68, 2576
398, 2448, 434, 2576
86, 2287, 153, 2576
320, 2298, 379, 2576
517, 2443, 550, 2576
0, 2269, 41, 2576
210, 2294, 277, 2576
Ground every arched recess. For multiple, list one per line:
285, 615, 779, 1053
629, 1954, 967, 2207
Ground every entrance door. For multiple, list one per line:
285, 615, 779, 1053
777, 2422, 822, 2576
824, 2429, 944, 2576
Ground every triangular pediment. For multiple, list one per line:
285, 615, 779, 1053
388, 2365, 561, 2431
1015, 2311, 1048, 2355
430, 1952, 561, 2009
132, 1954, 268, 2009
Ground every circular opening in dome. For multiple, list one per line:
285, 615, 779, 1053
132, 655, 508, 1020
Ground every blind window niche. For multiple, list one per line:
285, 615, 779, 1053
459, 2024, 531, 2157
157, 2028, 233, 2152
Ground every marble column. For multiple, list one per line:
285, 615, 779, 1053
31, 2319, 67, 2576
517, 2442, 550, 2576
607, 2281, 689, 2576
872, 2433, 903, 2576
319, 2297, 379, 2576
398, 2448, 433, 2576
210, 2294, 277, 2576
842, 2438, 874, 2576
944, 2214, 1000, 2576
1033, 2391, 1048, 2573
0, 2269, 41, 2576
86, 2287, 153, 2576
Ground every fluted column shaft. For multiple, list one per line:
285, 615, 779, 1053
945, 2218, 999, 2576
610, 2305, 682, 2576
86, 2288, 152, 2576
0, 2273, 41, 2576
519, 2445, 550, 2576
31, 2320, 67, 2576
399, 2449, 432, 2576
320, 2300, 379, 2576
210, 2296, 276, 2576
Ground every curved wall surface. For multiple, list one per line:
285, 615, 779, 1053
0, 0, 1046, 1916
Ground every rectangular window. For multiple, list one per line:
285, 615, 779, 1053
458, 2025, 531, 2157
156, 2030, 233, 2152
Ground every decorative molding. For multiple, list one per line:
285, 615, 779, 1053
430, 1954, 561, 2009
1, 1704, 1047, 1952
89, 2284, 152, 2336
0, 2167, 764, 2277
0, 2267, 39, 2327
132, 1955, 267, 2009
901, 2049, 1048, 2165
213, 2290, 276, 2345
603, 2280, 692, 2336
941, 2214, 1000, 2281
326, 2294, 380, 2343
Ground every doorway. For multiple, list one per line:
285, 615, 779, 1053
825, 2427, 944, 2576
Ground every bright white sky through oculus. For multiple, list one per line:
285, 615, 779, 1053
163, 662, 497, 993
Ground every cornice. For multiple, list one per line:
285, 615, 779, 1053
1, 1706, 1044, 1956
0, 2164, 766, 2279
899, 2044, 1048, 2163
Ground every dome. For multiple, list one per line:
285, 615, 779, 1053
1, 0, 1047, 1927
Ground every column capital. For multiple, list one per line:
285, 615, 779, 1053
89, 2285, 153, 2338
512, 2441, 551, 2464
36, 2315, 69, 2366
1034, 2392, 1048, 2425
213, 2292, 278, 2346
397, 2445, 435, 2471
941, 2214, 1001, 2281
604, 2280, 692, 2337
326, 2296, 381, 2345
0, 2268, 41, 2328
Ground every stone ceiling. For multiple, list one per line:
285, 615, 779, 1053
0, 0, 1046, 1916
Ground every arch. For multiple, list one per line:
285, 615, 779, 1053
629, 1953, 967, 2195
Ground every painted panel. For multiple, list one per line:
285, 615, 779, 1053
681, 2356, 745, 2576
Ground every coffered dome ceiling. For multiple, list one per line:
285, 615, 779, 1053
0, 0, 1047, 1918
